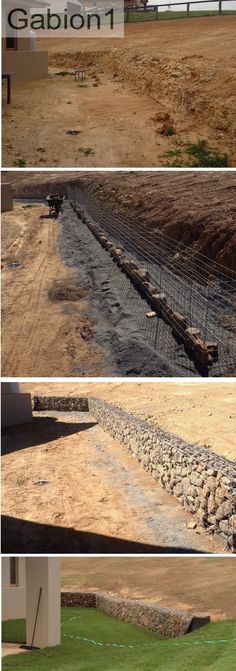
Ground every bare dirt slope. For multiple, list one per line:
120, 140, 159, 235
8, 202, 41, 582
1, 203, 104, 375
60, 557, 236, 620
2, 17, 236, 166
2, 171, 236, 270
21, 381, 236, 461
40, 16, 236, 164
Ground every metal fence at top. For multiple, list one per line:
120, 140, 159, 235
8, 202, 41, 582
125, 0, 236, 22
67, 184, 236, 377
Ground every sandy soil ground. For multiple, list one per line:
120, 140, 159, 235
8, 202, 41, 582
1, 203, 105, 376
21, 381, 236, 461
60, 557, 236, 620
1, 199, 177, 377
2, 69, 169, 168
2, 17, 236, 167
3, 171, 236, 270
1, 409, 223, 554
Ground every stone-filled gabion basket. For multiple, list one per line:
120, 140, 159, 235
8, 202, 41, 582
33, 396, 89, 412
88, 398, 236, 552
61, 591, 210, 638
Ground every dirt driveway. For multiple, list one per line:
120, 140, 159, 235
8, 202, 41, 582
1, 410, 223, 554
1, 203, 104, 376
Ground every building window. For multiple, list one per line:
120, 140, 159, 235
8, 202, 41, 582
6, 24, 17, 51
10, 558, 18, 585
6, 36, 17, 50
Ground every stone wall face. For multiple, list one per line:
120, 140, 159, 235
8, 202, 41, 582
96, 594, 190, 637
33, 396, 89, 412
88, 398, 236, 551
61, 592, 96, 608
61, 591, 210, 637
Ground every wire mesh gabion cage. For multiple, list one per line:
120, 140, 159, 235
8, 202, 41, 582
66, 184, 236, 377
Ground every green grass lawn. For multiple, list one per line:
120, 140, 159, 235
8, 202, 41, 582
2, 607, 236, 671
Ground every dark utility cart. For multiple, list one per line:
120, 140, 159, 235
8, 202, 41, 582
46, 194, 64, 218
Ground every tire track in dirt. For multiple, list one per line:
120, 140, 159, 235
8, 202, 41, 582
2, 203, 105, 376
3, 261, 47, 373
3, 220, 56, 375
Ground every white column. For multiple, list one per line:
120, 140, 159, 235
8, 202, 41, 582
26, 558, 61, 648
1, 383, 32, 427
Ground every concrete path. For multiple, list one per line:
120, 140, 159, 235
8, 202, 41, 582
2, 643, 28, 657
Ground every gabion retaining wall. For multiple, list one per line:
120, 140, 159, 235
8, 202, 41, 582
61, 592, 96, 608
33, 396, 89, 412
88, 398, 236, 551
61, 591, 210, 637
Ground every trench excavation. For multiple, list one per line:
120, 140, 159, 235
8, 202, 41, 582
11, 196, 235, 376
62, 191, 236, 377
59, 200, 180, 376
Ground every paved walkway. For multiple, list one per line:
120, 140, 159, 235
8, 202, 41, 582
2, 643, 28, 657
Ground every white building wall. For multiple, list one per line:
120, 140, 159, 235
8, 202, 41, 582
2, 558, 61, 648
1, 383, 32, 427
2, 558, 26, 621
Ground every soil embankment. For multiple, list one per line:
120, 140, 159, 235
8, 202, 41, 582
3, 171, 236, 270
44, 17, 236, 164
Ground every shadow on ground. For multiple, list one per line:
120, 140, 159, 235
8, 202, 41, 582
1, 417, 97, 454
39, 214, 57, 220
1, 515, 208, 554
